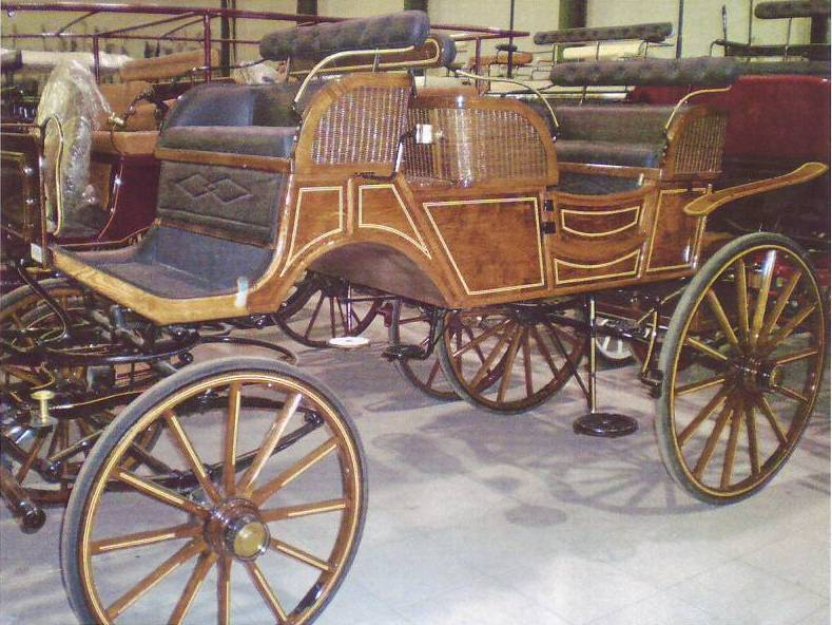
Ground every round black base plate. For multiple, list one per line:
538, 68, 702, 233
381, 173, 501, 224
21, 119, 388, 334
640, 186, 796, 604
573, 413, 638, 438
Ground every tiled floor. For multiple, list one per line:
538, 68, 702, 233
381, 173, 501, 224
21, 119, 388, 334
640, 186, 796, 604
1, 321, 829, 625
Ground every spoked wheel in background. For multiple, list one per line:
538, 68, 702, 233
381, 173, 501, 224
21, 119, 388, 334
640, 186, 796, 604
387, 299, 458, 401
0, 279, 163, 505
657, 233, 827, 504
62, 357, 366, 625
275, 273, 382, 349
595, 316, 635, 367
438, 301, 586, 414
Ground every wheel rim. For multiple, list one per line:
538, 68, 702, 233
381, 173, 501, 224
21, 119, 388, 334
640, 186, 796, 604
76, 370, 364, 624
389, 300, 457, 401
276, 275, 381, 348
440, 303, 585, 413
0, 283, 159, 502
666, 244, 825, 500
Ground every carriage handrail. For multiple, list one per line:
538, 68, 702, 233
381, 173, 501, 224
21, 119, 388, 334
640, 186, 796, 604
453, 68, 560, 133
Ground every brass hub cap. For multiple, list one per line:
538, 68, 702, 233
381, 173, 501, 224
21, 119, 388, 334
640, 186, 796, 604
205, 498, 270, 561
734, 357, 782, 393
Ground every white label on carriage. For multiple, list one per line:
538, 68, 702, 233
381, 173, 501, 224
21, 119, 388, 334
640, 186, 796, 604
30, 243, 43, 263
235, 277, 249, 308
415, 124, 434, 144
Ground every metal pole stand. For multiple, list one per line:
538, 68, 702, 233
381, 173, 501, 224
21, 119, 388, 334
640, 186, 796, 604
572, 294, 639, 438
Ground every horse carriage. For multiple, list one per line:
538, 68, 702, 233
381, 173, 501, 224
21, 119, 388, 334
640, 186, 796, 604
0, 8, 828, 624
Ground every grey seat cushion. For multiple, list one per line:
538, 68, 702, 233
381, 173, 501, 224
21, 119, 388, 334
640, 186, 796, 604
160, 126, 297, 158
73, 226, 272, 300
556, 139, 663, 168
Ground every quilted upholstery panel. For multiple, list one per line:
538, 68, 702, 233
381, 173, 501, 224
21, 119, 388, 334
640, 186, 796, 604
157, 162, 286, 246
549, 57, 739, 87
555, 104, 675, 144
755, 0, 830, 19
259, 11, 430, 63
534, 22, 673, 45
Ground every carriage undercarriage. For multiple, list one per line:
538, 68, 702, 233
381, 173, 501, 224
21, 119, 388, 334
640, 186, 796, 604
1, 7, 828, 625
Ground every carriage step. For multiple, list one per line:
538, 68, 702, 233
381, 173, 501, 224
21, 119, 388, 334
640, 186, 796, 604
639, 369, 664, 398
381, 344, 425, 361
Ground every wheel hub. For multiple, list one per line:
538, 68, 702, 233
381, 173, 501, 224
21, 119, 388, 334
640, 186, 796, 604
733, 357, 782, 392
205, 498, 270, 561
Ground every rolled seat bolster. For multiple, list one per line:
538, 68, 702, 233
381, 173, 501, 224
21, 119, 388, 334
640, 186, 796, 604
259, 10, 430, 63
549, 57, 740, 87
534, 22, 673, 46
755, 0, 830, 19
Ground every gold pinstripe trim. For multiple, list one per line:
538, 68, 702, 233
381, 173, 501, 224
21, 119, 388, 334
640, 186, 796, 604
281, 186, 344, 276
423, 197, 546, 296
559, 205, 641, 238
357, 184, 431, 258
553, 249, 641, 285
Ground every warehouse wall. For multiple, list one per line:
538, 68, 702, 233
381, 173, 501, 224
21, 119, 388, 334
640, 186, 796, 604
0, 1, 819, 61
586, 0, 813, 57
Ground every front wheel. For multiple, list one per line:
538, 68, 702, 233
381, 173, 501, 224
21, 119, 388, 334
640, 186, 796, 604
656, 233, 827, 504
61, 357, 366, 624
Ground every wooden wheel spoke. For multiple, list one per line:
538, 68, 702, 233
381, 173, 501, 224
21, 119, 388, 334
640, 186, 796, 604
753, 394, 789, 446
270, 537, 332, 573
169, 551, 218, 625
469, 325, 512, 389
774, 347, 820, 366
734, 258, 750, 344
164, 411, 221, 504
530, 326, 561, 377
115, 469, 209, 517
750, 250, 777, 347
252, 438, 338, 506
744, 395, 760, 477
677, 385, 731, 446
449, 318, 510, 358
705, 289, 740, 351
217, 555, 232, 625
91, 522, 202, 555
106, 539, 205, 621
721, 396, 743, 489
497, 325, 524, 402
684, 336, 728, 363
522, 329, 534, 397
771, 384, 809, 404
762, 302, 818, 353
760, 269, 802, 339
675, 374, 729, 397
244, 561, 288, 623
223, 382, 242, 496
692, 395, 736, 479
238, 393, 302, 494
462, 326, 490, 365
304, 293, 326, 340
260, 498, 347, 522
425, 361, 442, 389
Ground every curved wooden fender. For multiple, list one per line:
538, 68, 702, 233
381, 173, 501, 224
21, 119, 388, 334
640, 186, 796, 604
684, 161, 828, 217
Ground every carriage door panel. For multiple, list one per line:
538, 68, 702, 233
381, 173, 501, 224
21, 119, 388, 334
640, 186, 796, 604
423, 196, 546, 296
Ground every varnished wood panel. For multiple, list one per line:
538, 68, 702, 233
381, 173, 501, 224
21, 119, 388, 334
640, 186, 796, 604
423, 197, 545, 296
560, 205, 641, 239
282, 186, 345, 274
645, 189, 706, 273
357, 184, 430, 257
